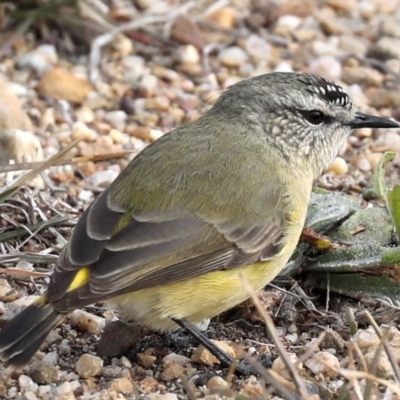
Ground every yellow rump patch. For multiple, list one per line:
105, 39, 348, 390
67, 267, 90, 292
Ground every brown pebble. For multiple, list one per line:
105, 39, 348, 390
29, 360, 58, 384
136, 353, 156, 369
97, 320, 141, 358
36, 67, 94, 104
191, 340, 236, 366
108, 377, 134, 394
75, 354, 103, 378
138, 377, 159, 393
160, 363, 184, 381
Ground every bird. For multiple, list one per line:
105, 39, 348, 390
0, 72, 398, 372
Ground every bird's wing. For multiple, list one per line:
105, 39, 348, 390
47, 186, 286, 309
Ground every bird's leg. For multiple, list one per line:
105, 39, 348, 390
172, 317, 273, 375
172, 318, 236, 367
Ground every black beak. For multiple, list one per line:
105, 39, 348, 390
346, 112, 400, 129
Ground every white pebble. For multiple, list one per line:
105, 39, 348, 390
69, 309, 106, 335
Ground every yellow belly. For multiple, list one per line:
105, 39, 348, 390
106, 210, 304, 331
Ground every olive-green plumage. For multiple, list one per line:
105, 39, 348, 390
0, 72, 398, 367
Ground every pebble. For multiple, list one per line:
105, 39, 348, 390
206, 7, 237, 28
36, 67, 94, 104
308, 56, 342, 81
29, 360, 58, 384
69, 309, 106, 335
87, 169, 120, 188
97, 320, 141, 358
146, 394, 179, 400
136, 353, 157, 369
17, 44, 58, 75
379, 16, 400, 39
138, 377, 159, 393
206, 376, 229, 394
341, 66, 383, 87
108, 377, 134, 394
18, 375, 39, 393
305, 351, 340, 378
191, 340, 236, 366
162, 353, 191, 367
178, 45, 200, 64
71, 121, 97, 141
0, 278, 18, 302
368, 37, 400, 60
160, 363, 184, 381
42, 352, 58, 366
274, 15, 302, 35
239, 375, 264, 398
376, 131, 400, 151
76, 354, 103, 378
329, 157, 348, 175
105, 110, 128, 131
243, 35, 271, 61
219, 46, 249, 68
271, 353, 302, 379
363, 351, 394, 379
75, 106, 95, 123
352, 327, 380, 350
54, 381, 75, 400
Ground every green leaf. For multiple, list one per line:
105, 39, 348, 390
387, 185, 400, 241
363, 151, 395, 202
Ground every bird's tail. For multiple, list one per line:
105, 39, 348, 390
0, 296, 65, 367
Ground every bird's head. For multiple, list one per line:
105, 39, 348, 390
210, 72, 399, 178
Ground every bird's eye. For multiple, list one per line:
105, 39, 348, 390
302, 110, 325, 125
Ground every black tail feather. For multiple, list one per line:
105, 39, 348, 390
0, 297, 65, 367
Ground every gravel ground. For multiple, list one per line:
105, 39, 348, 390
1, 0, 400, 399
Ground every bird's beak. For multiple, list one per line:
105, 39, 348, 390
346, 112, 400, 129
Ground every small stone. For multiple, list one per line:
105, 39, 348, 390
138, 377, 159, 393
109, 129, 128, 145
37, 385, 51, 398
239, 375, 263, 397
97, 320, 141, 358
206, 376, 229, 394
147, 395, 178, 400
0, 130, 43, 165
18, 375, 39, 393
0, 76, 33, 133
368, 37, 400, 60
0, 278, 18, 302
136, 353, 157, 369
219, 46, 249, 68
42, 352, 58, 366
376, 131, 400, 151
160, 363, 184, 381
364, 351, 394, 379
37, 68, 94, 104
320, 329, 346, 353
105, 110, 128, 131
305, 351, 340, 378
329, 157, 348, 175
170, 16, 208, 50
87, 169, 120, 188
352, 327, 380, 350
76, 354, 103, 378
308, 56, 342, 81
54, 382, 75, 400
341, 66, 383, 87
191, 340, 236, 366
353, 155, 371, 172
21, 392, 39, 400
379, 16, 400, 39
274, 15, 302, 36
127, 126, 152, 141
69, 309, 105, 335
71, 122, 97, 141
271, 353, 302, 379
162, 353, 191, 367
75, 106, 95, 123
108, 377, 133, 394
17, 44, 58, 75
29, 360, 58, 384
367, 152, 383, 170
206, 7, 237, 28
